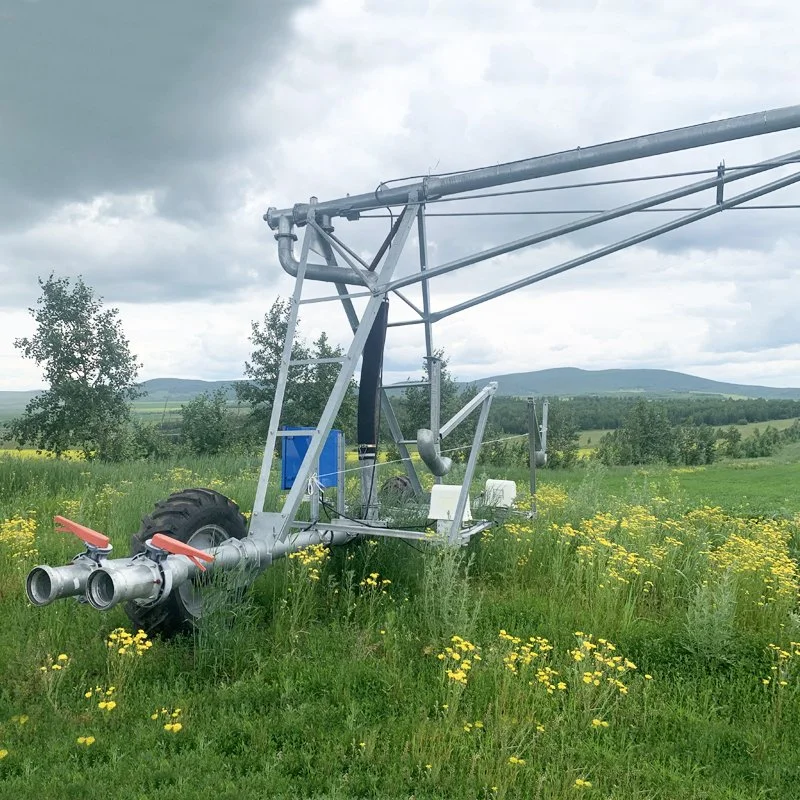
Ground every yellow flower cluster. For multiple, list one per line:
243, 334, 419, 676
0, 749, 7, 760
93, 484, 125, 514
685, 505, 730, 529
498, 629, 566, 694
10, 715, 29, 726
534, 484, 569, 512
39, 653, 70, 672
556, 508, 666, 586
436, 635, 481, 685
504, 519, 533, 539
462, 720, 484, 733
107, 627, 152, 657
86, 685, 117, 711
0, 514, 38, 561
570, 632, 638, 696
762, 641, 800, 687
548, 500, 799, 614
165, 467, 201, 487
288, 543, 330, 581
152, 706, 184, 733
709, 518, 798, 603
359, 572, 392, 593
507, 755, 526, 766
76, 736, 96, 746
574, 778, 593, 788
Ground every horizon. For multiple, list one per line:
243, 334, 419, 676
5, 365, 800, 395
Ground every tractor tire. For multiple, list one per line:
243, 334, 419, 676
124, 488, 247, 638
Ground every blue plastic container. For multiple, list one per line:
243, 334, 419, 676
280, 427, 342, 490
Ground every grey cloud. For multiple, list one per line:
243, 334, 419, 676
0, 0, 311, 227
702, 279, 800, 353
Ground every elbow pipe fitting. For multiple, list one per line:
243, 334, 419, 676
417, 428, 453, 477
275, 216, 367, 286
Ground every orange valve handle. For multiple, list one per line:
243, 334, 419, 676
54, 516, 111, 549
150, 533, 215, 572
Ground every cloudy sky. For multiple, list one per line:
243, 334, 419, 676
2, 0, 800, 391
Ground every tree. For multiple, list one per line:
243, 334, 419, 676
236, 298, 355, 440
303, 331, 356, 437
181, 389, 230, 455
236, 298, 308, 432
541, 399, 580, 468
400, 351, 479, 463
675, 425, 717, 465
718, 425, 743, 459
8, 274, 141, 459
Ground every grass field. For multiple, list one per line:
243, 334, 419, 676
1, 452, 799, 799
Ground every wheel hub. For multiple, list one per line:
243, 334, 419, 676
178, 524, 228, 618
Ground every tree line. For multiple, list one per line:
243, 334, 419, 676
5, 275, 798, 470
545, 394, 800, 431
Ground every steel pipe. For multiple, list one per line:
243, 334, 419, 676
86, 560, 164, 610
266, 105, 800, 226
26, 561, 97, 606
76, 530, 349, 611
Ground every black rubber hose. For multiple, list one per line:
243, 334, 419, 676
357, 298, 389, 458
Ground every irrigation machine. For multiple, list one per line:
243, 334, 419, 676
25, 103, 800, 635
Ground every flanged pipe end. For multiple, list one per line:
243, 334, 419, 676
85, 569, 121, 611
26, 566, 57, 606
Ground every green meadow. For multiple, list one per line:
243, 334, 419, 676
0, 451, 798, 799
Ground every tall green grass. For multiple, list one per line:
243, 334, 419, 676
0, 453, 799, 799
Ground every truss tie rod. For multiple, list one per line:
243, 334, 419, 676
431, 166, 800, 321
266, 105, 800, 226
298, 289, 374, 305
289, 357, 346, 366
439, 383, 498, 438
383, 146, 800, 294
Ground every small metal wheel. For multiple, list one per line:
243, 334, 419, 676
124, 488, 247, 637
379, 474, 416, 504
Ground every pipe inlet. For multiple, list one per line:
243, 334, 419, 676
26, 567, 55, 606
26, 562, 93, 606
86, 570, 117, 610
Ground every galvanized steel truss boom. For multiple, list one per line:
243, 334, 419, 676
249, 104, 800, 547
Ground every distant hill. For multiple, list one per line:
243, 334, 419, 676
0, 390, 40, 415
2, 370, 799, 420
138, 378, 237, 402
0, 379, 238, 420
464, 367, 800, 400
